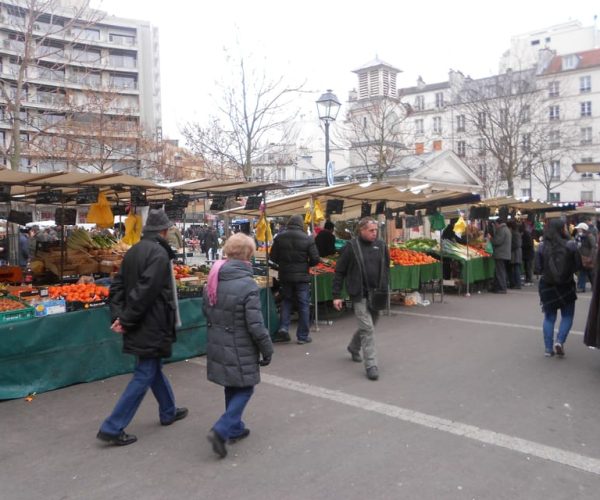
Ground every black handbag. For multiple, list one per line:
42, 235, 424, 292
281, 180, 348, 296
351, 239, 388, 311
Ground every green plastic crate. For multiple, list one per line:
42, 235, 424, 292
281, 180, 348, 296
0, 295, 35, 324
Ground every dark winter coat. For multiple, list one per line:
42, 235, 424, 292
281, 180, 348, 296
203, 260, 273, 387
535, 222, 581, 313
521, 230, 534, 261
315, 229, 336, 257
491, 223, 511, 260
332, 237, 390, 301
109, 233, 178, 358
203, 230, 219, 250
510, 229, 522, 264
269, 215, 320, 283
585, 250, 600, 347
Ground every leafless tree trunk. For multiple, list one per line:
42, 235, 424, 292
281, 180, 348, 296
343, 96, 410, 180
451, 69, 542, 197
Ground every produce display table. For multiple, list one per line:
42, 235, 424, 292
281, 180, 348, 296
419, 263, 442, 283
389, 265, 420, 290
459, 257, 495, 284
0, 289, 279, 400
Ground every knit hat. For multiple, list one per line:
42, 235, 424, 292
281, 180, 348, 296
287, 214, 305, 228
143, 209, 173, 232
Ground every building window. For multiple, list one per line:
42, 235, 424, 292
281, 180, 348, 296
457, 140, 466, 156
433, 140, 442, 151
478, 138, 486, 156
551, 160, 561, 181
72, 27, 101, 41
477, 112, 486, 129
362, 117, 367, 129
580, 75, 592, 93
521, 133, 531, 151
109, 33, 136, 46
478, 163, 486, 179
562, 55, 578, 71
581, 191, 594, 202
549, 105, 560, 120
415, 142, 424, 155
435, 92, 444, 108
549, 130, 560, 148
433, 116, 442, 134
581, 101, 592, 117
581, 127, 593, 145
548, 81, 560, 97
521, 105, 531, 123
109, 52, 137, 69
521, 188, 531, 198
581, 173, 594, 179
415, 119, 424, 135
456, 114, 465, 132
549, 192, 560, 202
414, 95, 424, 111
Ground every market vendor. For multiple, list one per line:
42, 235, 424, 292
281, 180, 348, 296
315, 220, 336, 257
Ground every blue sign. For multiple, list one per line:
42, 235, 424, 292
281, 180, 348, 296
326, 160, 335, 186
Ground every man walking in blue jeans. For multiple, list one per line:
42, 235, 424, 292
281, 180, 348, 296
97, 209, 188, 446
269, 214, 321, 344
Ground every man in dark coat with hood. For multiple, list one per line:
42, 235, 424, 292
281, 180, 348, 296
269, 214, 320, 344
97, 209, 188, 446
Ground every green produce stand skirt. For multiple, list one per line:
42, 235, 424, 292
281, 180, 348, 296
389, 265, 420, 290
0, 290, 279, 400
418, 263, 442, 283
459, 257, 495, 284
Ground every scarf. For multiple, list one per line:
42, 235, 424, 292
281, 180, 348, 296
207, 259, 227, 307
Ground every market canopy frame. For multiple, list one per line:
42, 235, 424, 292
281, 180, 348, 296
219, 180, 483, 219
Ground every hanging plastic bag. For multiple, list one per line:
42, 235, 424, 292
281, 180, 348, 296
86, 192, 114, 228
313, 199, 325, 224
453, 216, 467, 236
121, 212, 142, 245
255, 213, 272, 243
304, 201, 312, 225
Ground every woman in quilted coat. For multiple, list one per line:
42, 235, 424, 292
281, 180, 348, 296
203, 233, 273, 458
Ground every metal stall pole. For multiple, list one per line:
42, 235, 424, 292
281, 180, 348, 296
263, 198, 271, 335
310, 196, 320, 332
465, 207, 470, 297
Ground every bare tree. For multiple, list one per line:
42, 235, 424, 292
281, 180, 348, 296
0, 0, 104, 170
451, 70, 540, 197
182, 50, 304, 180
343, 95, 410, 180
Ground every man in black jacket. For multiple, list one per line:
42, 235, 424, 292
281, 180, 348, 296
315, 220, 337, 257
332, 218, 390, 381
269, 214, 320, 344
97, 209, 188, 446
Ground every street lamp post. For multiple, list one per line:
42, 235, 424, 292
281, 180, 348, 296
316, 90, 341, 185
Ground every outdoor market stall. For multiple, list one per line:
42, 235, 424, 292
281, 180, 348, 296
0, 171, 283, 399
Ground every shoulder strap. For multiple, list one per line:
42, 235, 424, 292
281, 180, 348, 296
352, 238, 386, 289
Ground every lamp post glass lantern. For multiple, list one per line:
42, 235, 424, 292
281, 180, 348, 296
316, 90, 340, 185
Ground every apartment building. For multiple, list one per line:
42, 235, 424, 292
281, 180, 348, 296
347, 21, 600, 203
0, 0, 161, 175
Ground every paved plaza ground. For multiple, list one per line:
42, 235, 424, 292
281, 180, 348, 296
2, 286, 600, 499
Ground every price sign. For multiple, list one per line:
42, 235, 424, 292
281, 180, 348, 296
76, 186, 99, 204
54, 208, 77, 226
36, 189, 62, 204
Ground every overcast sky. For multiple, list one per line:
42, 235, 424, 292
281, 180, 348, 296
93, 0, 597, 144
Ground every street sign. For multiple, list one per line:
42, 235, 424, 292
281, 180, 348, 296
326, 160, 335, 186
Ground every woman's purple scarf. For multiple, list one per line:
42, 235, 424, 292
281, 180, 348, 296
207, 259, 227, 306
